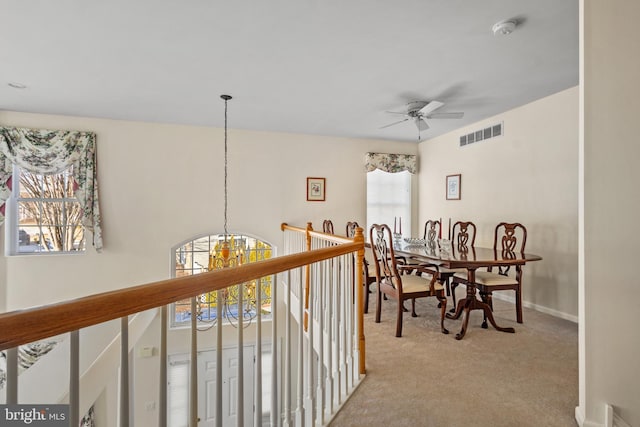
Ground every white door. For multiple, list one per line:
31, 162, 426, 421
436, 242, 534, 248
198, 346, 255, 427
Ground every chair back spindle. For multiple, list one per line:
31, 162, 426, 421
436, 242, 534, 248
422, 219, 441, 244
493, 223, 527, 275
452, 221, 476, 250
323, 219, 335, 235
345, 221, 359, 238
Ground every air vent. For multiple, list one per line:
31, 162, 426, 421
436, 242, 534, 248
460, 122, 503, 147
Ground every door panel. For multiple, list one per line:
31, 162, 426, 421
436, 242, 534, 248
198, 346, 255, 427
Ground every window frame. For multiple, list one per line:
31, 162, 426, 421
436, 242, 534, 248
4, 165, 86, 256
366, 169, 414, 240
170, 232, 276, 329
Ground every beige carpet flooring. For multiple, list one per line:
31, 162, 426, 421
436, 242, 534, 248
329, 288, 578, 427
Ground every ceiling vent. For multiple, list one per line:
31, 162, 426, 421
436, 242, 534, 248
459, 122, 503, 147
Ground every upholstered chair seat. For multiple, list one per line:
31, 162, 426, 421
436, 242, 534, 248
399, 273, 445, 294
454, 271, 518, 286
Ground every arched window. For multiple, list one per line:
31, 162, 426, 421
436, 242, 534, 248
171, 233, 273, 327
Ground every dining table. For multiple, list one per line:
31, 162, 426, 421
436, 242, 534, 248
394, 240, 542, 340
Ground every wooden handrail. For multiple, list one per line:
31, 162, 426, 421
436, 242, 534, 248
0, 241, 362, 351
281, 222, 353, 244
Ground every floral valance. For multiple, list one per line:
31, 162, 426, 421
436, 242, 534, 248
0, 126, 103, 251
365, 152, 417, 174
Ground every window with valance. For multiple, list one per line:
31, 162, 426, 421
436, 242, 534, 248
0, 126, 103, 251
365, 152, 416, 238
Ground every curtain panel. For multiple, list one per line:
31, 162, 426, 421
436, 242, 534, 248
365, 152, 417, 174
0, 126, 103, 251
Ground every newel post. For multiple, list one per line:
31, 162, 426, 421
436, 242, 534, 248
303, 222, 313, 331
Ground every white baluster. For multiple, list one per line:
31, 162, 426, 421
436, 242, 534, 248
237, 283, 244, 427
216, 290, 223, 427
283, 271, 292, 427
296, 267, 305, 426
190, 299, 197, 427
6, 347, 18, 404
121, 316, 130, 427
271, 274, 279, 427
255, 277, 263, 427
160, 306, 167, 427
70, 330, 80, 427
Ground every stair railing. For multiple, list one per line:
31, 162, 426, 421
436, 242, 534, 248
0, 223, 366, 427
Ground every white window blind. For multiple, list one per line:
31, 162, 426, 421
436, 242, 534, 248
366, 169, 412, 239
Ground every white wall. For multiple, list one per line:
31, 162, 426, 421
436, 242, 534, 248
418, 86, 579, 320
580, 1, 640, 426
0, 110, 416, 310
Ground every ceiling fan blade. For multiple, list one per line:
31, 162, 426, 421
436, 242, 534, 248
415, 117, 429, 131
385, 110, 408, 115
379, 118, 409, 129
426, 112, 464, 119
418, 100, 444, 116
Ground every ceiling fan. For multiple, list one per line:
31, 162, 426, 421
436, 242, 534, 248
381, 100, 464, 139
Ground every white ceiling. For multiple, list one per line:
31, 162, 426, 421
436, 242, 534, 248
0, 0, 578, 143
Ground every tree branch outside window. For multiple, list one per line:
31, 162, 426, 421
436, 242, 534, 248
18, 168, 85, 252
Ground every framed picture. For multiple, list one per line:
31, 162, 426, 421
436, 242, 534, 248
446, 174, 461, 200
307, 177, 326, 201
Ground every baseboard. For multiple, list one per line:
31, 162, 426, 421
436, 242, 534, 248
575, 406, 588, 426
608, 404, 633, 427
613, 413, 632, 427
491, 293, 578, 323
575, 404, 632, 427
575, 406, 601, 427
323, 374, 366, 425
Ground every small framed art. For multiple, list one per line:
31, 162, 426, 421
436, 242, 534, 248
307, 177, 326, 201
446, 174, 461, 200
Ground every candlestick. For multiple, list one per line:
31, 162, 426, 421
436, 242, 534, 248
394, 217, 397, 234
399, 217, 402, 235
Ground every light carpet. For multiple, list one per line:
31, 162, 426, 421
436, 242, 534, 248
329, 289, 578, 427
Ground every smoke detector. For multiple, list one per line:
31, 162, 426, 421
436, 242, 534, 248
492, 20, 517, 36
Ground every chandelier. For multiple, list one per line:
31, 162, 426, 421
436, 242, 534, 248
196, 95, 257, 329
209, 94, 245, 270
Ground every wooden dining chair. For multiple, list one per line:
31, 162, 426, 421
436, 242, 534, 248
369, 223, 448, 337
414, 220, 475, 311
322, 219, 335, 234
345, 221, 359, 238
423, 219, 442, 244
444, 221, 477, 311
403, 219, 442, 273
451, 222, 527, 327
346, 221, 377, 313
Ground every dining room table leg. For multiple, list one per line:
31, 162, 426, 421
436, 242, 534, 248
445, 292, 471, 339
449, 267, 515, 339
478, 300, 515, 334
446, 296, 466, 320
454, 298, 473, 340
